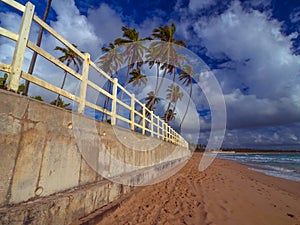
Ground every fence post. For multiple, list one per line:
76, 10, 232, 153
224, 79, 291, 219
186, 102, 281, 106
150, 111, 154, 137
165, 123, 168, 142
162, 121, 164, 140
168, 125, 171, 143
173, 130, 176, 144
172, 131, 175, 144
167, 124, 170, 142
156, 116, 159, 139
142, 104, 146, 135
158, 118, 164, 140
130, 94, 135, 131
172, 130, 174, 143
163, 122, 167, 141
8, 2, 35, 92
157, 118, 159, 139
78, 53, 90, 114
111, 78, 118, 125
168, 126, 170, 143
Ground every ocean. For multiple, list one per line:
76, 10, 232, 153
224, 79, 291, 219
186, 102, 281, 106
218, 153, 300, 182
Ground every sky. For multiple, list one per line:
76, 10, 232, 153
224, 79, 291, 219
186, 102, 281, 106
0, 0, 300, 150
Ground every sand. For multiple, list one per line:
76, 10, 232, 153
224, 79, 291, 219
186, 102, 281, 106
95, 153, 300, 225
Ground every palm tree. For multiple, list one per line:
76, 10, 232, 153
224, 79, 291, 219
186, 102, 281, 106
128, 69, 148, 131
164, 109, 176, 123
114, 26, 150, 121
128, 68, 147, 88
165, 84, 183, 123
32, 95, 44, 101
144, 91, 160, 111
114, 26, 150, 88
134, 91, 160, 132
136, 91, 160, 131
50, 97, 70, 109
146, 22, 186, 111
54, 44, 82, 106
179, 64, 195, 130
18, 83, 25, 95
0, 73, 8, 89
145, 47, 161, 93
97, 42, 123, 121
163, 108, 177, 141
25, 0, 53, 95
98, 42, 123, 76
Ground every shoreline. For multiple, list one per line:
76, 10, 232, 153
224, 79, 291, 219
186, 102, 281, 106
214, 155, 300, 197
216, 152, 300, 182
93, 153, 300, 225
208, 151, 300, 154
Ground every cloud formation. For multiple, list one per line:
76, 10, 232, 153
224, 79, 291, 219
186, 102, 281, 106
173, 0, 300, 148
50, 0, 100, 58
188, 0, 217, 11
1, 0, 299, 149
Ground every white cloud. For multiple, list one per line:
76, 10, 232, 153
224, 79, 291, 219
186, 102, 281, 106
244, 0, 271, 8
290, 134, 298, 141
87, 3, 124, 54
222, 124, 300, 149
188, 0, 217, 11
290, 7, 300, 24
172, 0, 300, 149
87, 3, 163, 58
50, 0, 100, 58
136, 17, 163, 38
0, 0, 99, 102
0, 0, 164, 101
0, 12, 26, 64
0, 12, 21, 33
2, 0, 300, 149
224, 89, 300, 129
178, 0, 300, 127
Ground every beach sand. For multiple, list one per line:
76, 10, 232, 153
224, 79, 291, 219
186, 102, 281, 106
95, 153, 300, 225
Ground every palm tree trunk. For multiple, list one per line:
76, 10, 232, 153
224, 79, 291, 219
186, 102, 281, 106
172, 101, 177, 117
154, 63, 160, 93
135, 67, 168, 131
116, 66, 130, 124
165, 101, 172, 121
56, 70, 67, 106
148, 68, 168, 109
24, 0, 52, 95
179, 85, 192, 131
165, 69, 177, 121
172, 69, 176, 82
101, 81, 112, 121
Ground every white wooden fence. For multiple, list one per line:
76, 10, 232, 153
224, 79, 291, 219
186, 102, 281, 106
0, 0, 188, 148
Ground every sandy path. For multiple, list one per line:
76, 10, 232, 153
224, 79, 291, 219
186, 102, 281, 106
96, 153, 300, 225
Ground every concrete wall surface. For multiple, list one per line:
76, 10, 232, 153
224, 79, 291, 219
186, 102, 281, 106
0, 90, 190, 224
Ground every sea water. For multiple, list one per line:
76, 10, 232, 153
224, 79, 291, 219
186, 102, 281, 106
218, 153, 300, 182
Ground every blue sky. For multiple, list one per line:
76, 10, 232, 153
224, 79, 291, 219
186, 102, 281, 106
0, 0, 300, 150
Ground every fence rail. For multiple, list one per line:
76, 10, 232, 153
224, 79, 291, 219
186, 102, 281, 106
0, 0, 188, 148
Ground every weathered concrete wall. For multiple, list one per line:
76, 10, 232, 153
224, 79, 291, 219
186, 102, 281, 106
0, 90, 190, 224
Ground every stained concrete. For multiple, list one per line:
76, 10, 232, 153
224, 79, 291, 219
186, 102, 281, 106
0, 90, 191, 224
